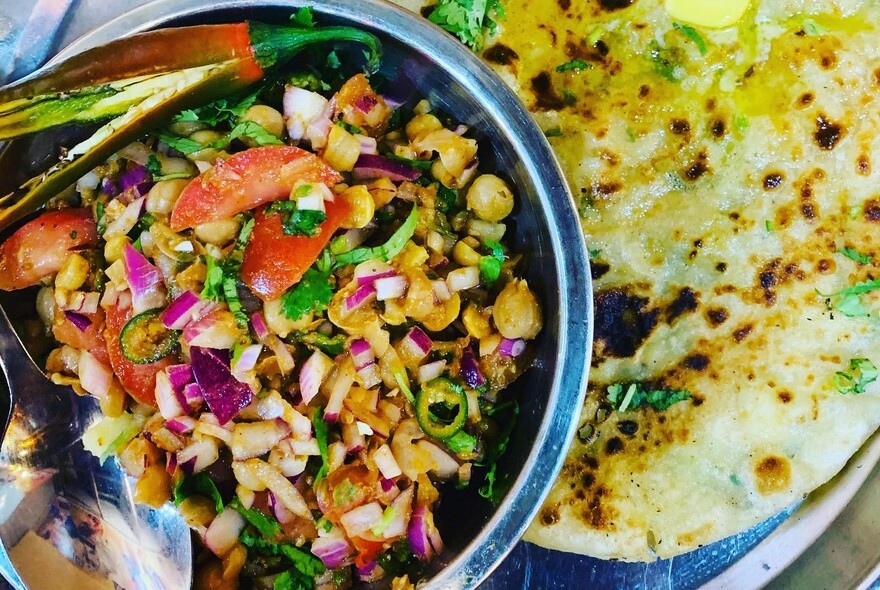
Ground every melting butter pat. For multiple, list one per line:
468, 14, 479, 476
665, 0, 750, 28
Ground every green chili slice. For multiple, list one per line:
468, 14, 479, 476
415, 378, 468, 440
120, 308, 179, 364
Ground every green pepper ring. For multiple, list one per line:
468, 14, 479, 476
415, 377, 468, 440
120, 308, 179, 364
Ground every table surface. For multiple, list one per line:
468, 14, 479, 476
2, 0, 880, 588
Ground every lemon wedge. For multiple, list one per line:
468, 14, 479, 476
665, 0, 750, 28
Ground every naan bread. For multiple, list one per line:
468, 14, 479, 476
465, 0, 880, 561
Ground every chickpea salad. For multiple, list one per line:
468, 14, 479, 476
0, 29, 543, 590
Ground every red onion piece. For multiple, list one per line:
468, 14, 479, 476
64, 311, 92, 331
311, 534, 352, 569
183, 382, 204, 406
351, 154, 422, 182
250, 312, 270, 341
344, 284, 376, 313
166, 453, 178, 475
498, 337, 527, 358
299, 350, 333, 405
408, 505, 433, 560
375, 275, 408, 301
400, 327, 432, 361
166, 364, 194, 390
165, 416, 196, 434
162, 291, 214, 330
268, 491, 296, 525
460, 348, 485, 389
283, 85, 330, 142
232, 344, 262, 374
350, 338, 374, 370
190, 347, 254, 424
342, 420, 365, 453
183, 309, 240, 349
357, 135, 378, 155
380, 478, 395, 493
120, 164, 152, 193
340, 501, 384, 538
101, 177, 119, 197
354, 259, 396, 286
122, 243, 166, 314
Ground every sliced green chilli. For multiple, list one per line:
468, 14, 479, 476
120, 308, 179, 364
415, 378, 468, 440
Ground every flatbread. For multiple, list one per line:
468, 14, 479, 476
466, 0, 880, 560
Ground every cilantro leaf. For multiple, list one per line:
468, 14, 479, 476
478, 463, 497, 500
229, 497, 282, 539
801, 18, 829, 37
647, 40, 683, 82
157, 132, 205, 155
607, 382, 691, 412
835, 358, 878, 395
202, 254, 225, 301
266, 201, 327, 237
818, 278, 880, 317
313, 410, 330, 483
336, 120, 363, 135
146, 154, 162, 177
479, 240, 505, 285
384, 152, 433, 171
290, 6, 315, 28
445, 430, 477, 454
673, 23, 708, 55
839, 247, 872, 265
201, 220, 254, 327
556, 59, 591, 72
274, 570, 312, 590
173, 473, 224, 513
226, 121, 284, 147
172, 91, 259, 127
280, 267, 333, 321
96, 203, 107, 235
428, 0, 496, 51
335, 207, 419, 266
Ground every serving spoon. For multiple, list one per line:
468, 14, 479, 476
0, 301, 192, 589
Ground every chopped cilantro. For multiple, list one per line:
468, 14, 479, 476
229, 497, 281, 539
265, 200, 327, 237
385, 152, 433, 171
292, 331, 346, 356
544, 127, 563, 138
648, 40, 683, 82
146, 154, 162, 177
313, 410, 330, 483
157, 133, 204, 155
835, 358, 878, 395
335, 207, 419, 266
273, 570, 312, 590
280, 267, 333, 321
201, 220, 254, 327
96, 203, 107, 235
839, 247, 872, 265
478, 463, 497, 500
173, 91, 259, 127
172, 473, 224, 513
588, 248, 602, 260
335, 120, 363, 135
325, 50, 342, 70
736, 114, 750, 132
607, 382, 692, 412
556, 59, 591, 73
436, 184, 459, 213
202, 254, 225, 301
765, 220, 774, 232
730, 474, 743, 486
479, 239, 505, 285
476, 400, 517, 504
673, 23, 708, 55
290, 6, 315, 28
801, 18, 829, 36
226, 121, 284, 147
427, 0, 503, 51
288, 71, 330, 92
445, 430, 477, 454
818, 278, 880, 318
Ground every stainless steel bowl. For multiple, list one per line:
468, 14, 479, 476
0, 1, 592, 588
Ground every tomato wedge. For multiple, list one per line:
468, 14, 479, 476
169, 146, 343, 230
53, 308, 110, 365
0, 208, 97, 290
104, 304, 175, 406
241, 198, 350, 300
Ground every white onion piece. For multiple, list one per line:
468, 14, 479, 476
418, 360, 447, 384
340, 501, 384, 538
205, 508, 245, 557
382, 486, 414, 540
416, 440, 460, 479
232, 460, 267, 491
103, 197, 145, 238
325, 368, 354, 422
373, 444, 402, 479
283, 86, 329, 142
230, 419, 290, 461
253, 459, 312, 519
374, 276, 408, 301
155, 371, 186, 420
77, 350, 113, 400
177, 438, 219, 474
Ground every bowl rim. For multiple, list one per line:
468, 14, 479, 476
52, 1, 594, 586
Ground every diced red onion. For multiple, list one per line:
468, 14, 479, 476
356, 561, 382, 583
408, 505, 443, 560
120, 164, 152, 193
341, 420, 365, 453
232, 344, 263, 374
311, 534, 352, 569
165, 416, 196, 434
101, 177, 119, 197
432, 280, 451, 303
375, 275, 408, 301
183, 382, 204, 407
61, 291, 101, 314
357, 134, 378, 155
349, 338, 374, 370
155, 371, 187, 420
77, 350, 112, 399
498, 338, 527, 358
283, 85, 330, 142
460, 348, 485, 389
64, 311, 92, 331
176, 438, 219, 474
299, 350, 333, 405
190, 347, 254, 424
122, 243, 166, 314
381, 478, 395, 493
344, 284, 376, 313
324, 369, 354, 423
183, 310, 239, 349
166, 364, 194, 390
205, 508, 245, 557
373, 444, 402, 479
340, 501, 384, 538
353, 259, 396, 287
354, 94, 379, 113
162, 290, 215, 330
400, 327, 432, 361
351, 154, 422, 182
166, 453, 178, 475
418, 360, 447, 384
268, 491, 296, 525
250, 312, 270, 341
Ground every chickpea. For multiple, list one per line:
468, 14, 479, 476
239, 105, 285, 142
324, 125, 362, 172
466, 174, 515, 222
406, 114, 443, 142
133, 464, 172, 508
493, 279, 543, 339
339, 185, 375, 229
55, 253, 89, 291
195, 219, 241, 246
146, 179, 190, 215
453, 240, 482, 267
462, 304, 492, 339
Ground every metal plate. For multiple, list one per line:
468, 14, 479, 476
3, 0, 880, 588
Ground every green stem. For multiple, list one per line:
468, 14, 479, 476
248, 22, 381, 72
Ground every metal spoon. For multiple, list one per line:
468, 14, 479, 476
0, 303, 192, 589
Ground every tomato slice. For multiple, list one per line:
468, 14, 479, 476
0, 208, 97, 290
104, 305, 175, 406
169, 146, 343, 230
53, 308, 110, 365
241, 197, 350, 300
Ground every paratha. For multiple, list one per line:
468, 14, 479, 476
479, 0, 880, 561
397, 0, 880, 562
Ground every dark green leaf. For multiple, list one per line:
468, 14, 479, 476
336, 120, 363, 135
673, 23, 708, 55
313, 410, 330, 483
173, 473, 224, 513
335, 207, 419, 266
428, 0, 493, 51
839, 247, 872, 265
266, 201, 327, 237
835, 358, 878, 395
445, 430, 477, 454
290, 6, 316, 28
556, 59, 591, 72
146, 154, 162, 177
607, 382, 691, 412
280, 267, 333, 321
229, 497, 282, 539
